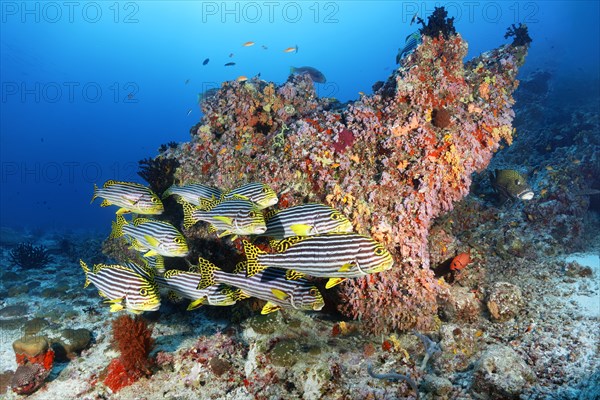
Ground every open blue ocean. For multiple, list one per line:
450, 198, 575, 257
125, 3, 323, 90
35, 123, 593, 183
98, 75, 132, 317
0, 2, 598, 399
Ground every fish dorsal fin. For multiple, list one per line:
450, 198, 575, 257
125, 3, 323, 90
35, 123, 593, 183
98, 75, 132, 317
271, 288, 290, 301
164, 269, 185, 279
233, 261, 247, 274
103, 180, 118, 188
261, 302, 281, 315
133, 218, 153, 226
263, 208, 279, 221
285, 270, 305, 280
198, 197, 220, 211
276, 236, 307, 252
100, 199, 111, 207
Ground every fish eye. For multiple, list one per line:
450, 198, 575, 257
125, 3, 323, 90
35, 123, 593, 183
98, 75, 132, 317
309, 288, 318, 296
331, 212, 341, 220
249, 211, 257, 218
262, 187, 270, 193
140, 288, 147, 296
374, 247, 385, 256
151, 197, 159, 203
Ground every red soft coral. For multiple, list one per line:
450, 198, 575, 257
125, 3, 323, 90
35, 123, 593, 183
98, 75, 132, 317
104, 315, 154, 392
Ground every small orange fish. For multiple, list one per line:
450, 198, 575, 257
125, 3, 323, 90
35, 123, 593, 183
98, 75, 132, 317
236, 76, 248, 82
283, 45, 298, 53
450, 252, 471, 271
242, 41, 255, 47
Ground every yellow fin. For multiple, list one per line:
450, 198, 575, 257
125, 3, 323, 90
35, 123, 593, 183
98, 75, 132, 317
326, 277, 345, 289
338, 263, 353, 272
261, 302, 281, 314
133, 218, 152, 226
116, 207, 130, 214
143, 249, 159, 257
290, 224, 313, 236
187, 298, 205, 311
144, 235, 160, 247
213, 216, 233, 225
109, 303, 124, 312
128, 309, 142, 315
100, 199, 111, 207
271, 288, 289, 301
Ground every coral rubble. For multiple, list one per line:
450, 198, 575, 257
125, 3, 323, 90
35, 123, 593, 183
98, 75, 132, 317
164, 17, 529, 333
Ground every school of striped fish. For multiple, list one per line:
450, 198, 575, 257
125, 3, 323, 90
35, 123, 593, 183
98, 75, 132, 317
82, 179, 393, 315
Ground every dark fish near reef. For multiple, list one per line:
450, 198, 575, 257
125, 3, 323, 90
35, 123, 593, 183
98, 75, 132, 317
80, 260, 161, 314
181, 199, 267, 237
154, 270, 237, 310
91, 180, 164, 215
491, 169, 534, 201
162, 183, 223, 206
243, 233, 394, 288
202, 58, 209, 65
110, 215, 189, 257
290, 66, 326, 83
196, 258, 325, 314
261, 203, 353, 242
222, 182, 278, 209
396, 32, 422, 64
224, 62, 236, 66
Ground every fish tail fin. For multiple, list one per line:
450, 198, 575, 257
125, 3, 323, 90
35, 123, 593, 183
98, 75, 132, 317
181, 200, 199, 229
242, 240, 266, 277
109, 214, 127, 239
91, 184, 99, 203
80, 260, 91, 288
196, 257, 220, 290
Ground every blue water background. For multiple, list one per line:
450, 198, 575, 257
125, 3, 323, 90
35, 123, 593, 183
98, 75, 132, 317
1, 1, 598, 232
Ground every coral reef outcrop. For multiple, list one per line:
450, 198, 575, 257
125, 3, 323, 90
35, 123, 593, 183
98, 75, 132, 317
163, 11, 528, 333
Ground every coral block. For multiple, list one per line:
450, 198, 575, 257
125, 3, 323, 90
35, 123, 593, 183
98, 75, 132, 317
172, 30, 528, 333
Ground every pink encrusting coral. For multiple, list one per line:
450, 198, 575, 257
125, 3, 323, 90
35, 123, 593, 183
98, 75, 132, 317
169, 30, 528, 333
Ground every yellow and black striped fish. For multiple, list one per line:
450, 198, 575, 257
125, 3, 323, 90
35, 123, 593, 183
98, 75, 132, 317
162, 183, 222, 206
195, 258, 324, 314
261, 203, 353, 242
181, 199, 267, 237
154, 269, 237, 310
243, 233, 394, 288
111, 215, 189, 257
91, 180, 163, 215
80, 260, 160, 314
222, 182, 278, 210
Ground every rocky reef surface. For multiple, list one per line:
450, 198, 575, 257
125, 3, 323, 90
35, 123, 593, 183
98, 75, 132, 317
1, 13, 599, 400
